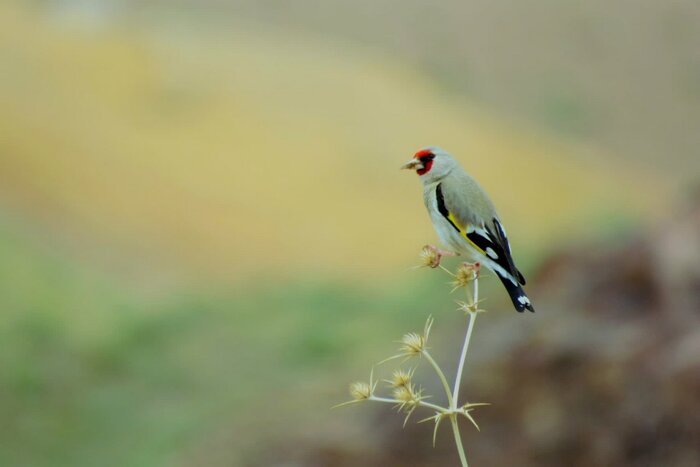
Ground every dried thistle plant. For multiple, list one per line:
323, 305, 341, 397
336, 247, 489, 467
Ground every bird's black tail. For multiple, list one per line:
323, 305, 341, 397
495, 271, 534, 313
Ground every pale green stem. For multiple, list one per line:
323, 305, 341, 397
464, 280, 474, 304
419, 345, 469, 467
450, 415, 469, 467
422, 351, 454, 408
452, 277, 479, 409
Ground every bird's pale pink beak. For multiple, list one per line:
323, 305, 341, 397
400, 158, 424, 171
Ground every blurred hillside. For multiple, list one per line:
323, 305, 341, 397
0, 2, 673, 281
139, 0, 700, 176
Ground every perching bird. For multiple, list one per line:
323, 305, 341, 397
402, 147, 534, 312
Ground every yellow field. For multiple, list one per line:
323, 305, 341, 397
0, 3, 671, 281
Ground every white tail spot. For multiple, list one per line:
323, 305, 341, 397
517, 296, 530, 305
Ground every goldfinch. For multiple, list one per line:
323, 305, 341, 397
402, 147, 534, 312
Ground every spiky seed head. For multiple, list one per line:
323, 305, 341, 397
452, 262, 480, 290
388, 368, 414, 388
418, 245, 440, 268
349, 382, 372, 401
385, 317, 433, 361
456, 300, 481, 315
393, 383, 424, 409
393, 383, 426, 426
400, 332, 425, 356
392, 384, 414, 403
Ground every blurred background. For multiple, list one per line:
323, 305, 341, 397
1, 1, 699, 466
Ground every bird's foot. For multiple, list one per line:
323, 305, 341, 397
421, 244, 457, 268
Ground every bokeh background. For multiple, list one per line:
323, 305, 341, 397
1, 1, 699, 466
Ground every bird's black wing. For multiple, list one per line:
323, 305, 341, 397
435, 184, 525, 285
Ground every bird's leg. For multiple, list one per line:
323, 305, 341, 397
424, 244, 458, 268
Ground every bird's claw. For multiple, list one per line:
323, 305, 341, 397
423, 245, 457, 268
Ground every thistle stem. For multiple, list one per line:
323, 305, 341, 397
423, 351, 455, 408
452, 277, 479, 408
450, 415, 469, 467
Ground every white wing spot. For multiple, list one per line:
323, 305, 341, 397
517, 296, 531, 305
475, 227, 491, 239
486, 247, 499, 260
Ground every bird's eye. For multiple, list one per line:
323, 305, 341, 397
419, 154, 435, 162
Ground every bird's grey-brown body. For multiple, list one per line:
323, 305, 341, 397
425, 166, 498, 235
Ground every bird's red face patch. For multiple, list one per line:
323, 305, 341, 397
414, 149, 435, 176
